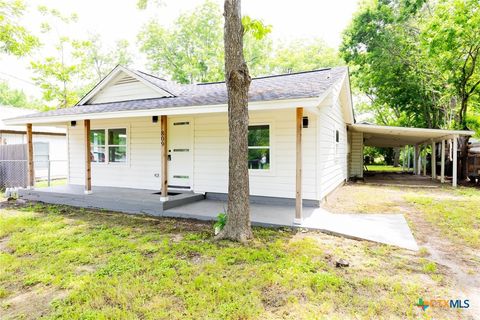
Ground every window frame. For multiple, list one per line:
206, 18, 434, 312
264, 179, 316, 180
334, 126, 340, 158
248, 122, 273, 175
90, 127, 129, 166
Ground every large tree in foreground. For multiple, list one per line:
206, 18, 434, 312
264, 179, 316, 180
215, 0, 252, 242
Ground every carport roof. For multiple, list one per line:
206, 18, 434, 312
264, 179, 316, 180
349, 123, 475, 147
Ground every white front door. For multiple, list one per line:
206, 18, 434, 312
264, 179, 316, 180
167, 118, 193, 190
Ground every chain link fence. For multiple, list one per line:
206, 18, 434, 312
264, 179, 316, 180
0, 160, 67, 189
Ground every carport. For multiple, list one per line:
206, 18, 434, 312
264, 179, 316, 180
348, 123, 475, 187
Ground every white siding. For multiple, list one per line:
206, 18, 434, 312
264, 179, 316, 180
67, 117, 162, 190
193, 109, 317, 200
89, 73, 164, 104
316, 94, 349, 200
66, 110, 318, 200
349, 131, 364, 178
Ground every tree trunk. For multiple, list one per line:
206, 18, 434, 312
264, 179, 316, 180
215, 0, 253, 242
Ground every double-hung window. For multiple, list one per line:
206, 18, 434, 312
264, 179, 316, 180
248, 124, 270, 170
90, 128, 127, 163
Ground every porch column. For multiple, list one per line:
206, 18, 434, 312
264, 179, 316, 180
417, 146, 422, 175
294, 107, 303, 224
407, 146, 411, 172
441, 139, 445, 183
431, 141, 436, 180
26, 123, 34, 188
84, 120, 92, 194
422, 151, 427, 176
452, 135, 458, 187
413, 145, 418, 174
160, 115, 168, 201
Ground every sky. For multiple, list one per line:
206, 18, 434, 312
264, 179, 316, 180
0, 0, 359, 97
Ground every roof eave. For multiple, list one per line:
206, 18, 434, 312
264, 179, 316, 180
3, 97, 321, 125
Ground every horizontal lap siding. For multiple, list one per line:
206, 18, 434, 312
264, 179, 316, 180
67, 111, 317, 199
67, 117, 162, 190
349, 132, 363, 178
193, 109, 317, 200
317, 98, 349, 200
90, 81, 162, 104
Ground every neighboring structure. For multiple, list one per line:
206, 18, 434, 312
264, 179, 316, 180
3, 66, 473, 222
0, 105, 67, 182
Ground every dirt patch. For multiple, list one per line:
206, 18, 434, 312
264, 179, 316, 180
0, 285, 68, 319
0, 237, 14, 254
325, 183, 480, 319
75, 264, 98, 275
261, 284, 289, 309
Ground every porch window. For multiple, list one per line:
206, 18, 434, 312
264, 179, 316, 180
90, 128, 127, 163
248, 125, 270, 170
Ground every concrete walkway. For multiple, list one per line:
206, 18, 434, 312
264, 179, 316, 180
165, 200, 419, 251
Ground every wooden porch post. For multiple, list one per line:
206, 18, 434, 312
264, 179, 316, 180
160, 115, 168, 201
431, 141, 436, 180
294, 107, 303, 224
84, 120, 92, 194
441, 139, 445, 183
452, 135, 458, 187
26, 123, 34, 188
413, 145, 418, 174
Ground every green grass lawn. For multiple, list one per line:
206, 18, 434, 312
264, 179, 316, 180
405, 187, 480, 249
0, 201, 462, 319
366, 165, 405, 172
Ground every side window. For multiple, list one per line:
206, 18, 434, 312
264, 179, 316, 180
108, 129, 127, 163
248, 125, 270, 170
90, 130, 106, 163
334, 128, 340, 156
90, 128, 127, 163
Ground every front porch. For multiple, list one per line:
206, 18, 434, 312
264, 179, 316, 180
20, 184, 418, 250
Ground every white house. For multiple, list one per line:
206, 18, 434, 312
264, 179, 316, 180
4, 66, 473, 222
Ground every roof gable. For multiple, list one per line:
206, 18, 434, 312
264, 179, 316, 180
78, 66, 174, 105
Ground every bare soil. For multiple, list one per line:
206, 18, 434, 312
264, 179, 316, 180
325, 183, 480, 319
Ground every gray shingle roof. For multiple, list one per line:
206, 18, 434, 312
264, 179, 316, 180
16, 67, 347, 119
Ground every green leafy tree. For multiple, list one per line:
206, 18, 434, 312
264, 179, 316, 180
268, 39, 344, 74
341, 0, 447, 129
0, 80, 41, 109
421, 0, 480, 129
31, 7, 134, 108
30, 7, 83, 108
0, 0, 39, 56
74, 35, 133, 84
138, 0, 271, 83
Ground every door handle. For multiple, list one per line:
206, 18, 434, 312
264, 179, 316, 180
168, 154, 171, 161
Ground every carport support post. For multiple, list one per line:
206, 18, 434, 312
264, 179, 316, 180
413, 145, 418, 174
452, 135, 458, 187
441, 140, 445, 183
294, 107, 303, 225
422, 151, 427, 176
26, 123, 34, 188
160, 115, 168, 201
84, 120, 92, 194
431, 141, 436, 180
407, 146, 411, 172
